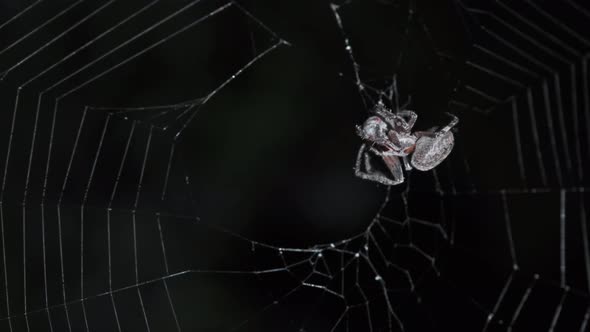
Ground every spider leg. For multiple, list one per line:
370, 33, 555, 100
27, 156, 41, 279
402, 156, 412, 171
436, 113, 458, 137
369, 146, 386, 156
382, 155, 405, 184
414, 113, 458, 139
399, 96, 412, 111
414, 126, 438, 139
354, 144, 404, 186
396, 110, 417, 130
374, 107, 397, 127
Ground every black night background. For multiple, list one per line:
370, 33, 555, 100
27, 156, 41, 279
0, 0, 588, 331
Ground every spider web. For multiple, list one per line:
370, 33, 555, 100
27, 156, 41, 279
0, 0, 588, 331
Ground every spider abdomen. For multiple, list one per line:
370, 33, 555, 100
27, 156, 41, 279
411, 132, 454, 171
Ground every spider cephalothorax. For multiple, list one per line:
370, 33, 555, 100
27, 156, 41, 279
354, 103, 458, 186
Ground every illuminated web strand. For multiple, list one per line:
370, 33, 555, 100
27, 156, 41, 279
0, 0, 44, 32
5, 3, 162, 328
509, 98, 527, 186
459, 0, 590, 189
105, 121, 136, 332
507, 275, 537, 331
330, 3, 364, 95
0, 1, 287, 331
496, 0, 578, 173
132, 125, 154, 332
172, 39, 286, 140
20, 2, 286, 330
501, 190, 518, 269
0, 1, 83, 74
156, 214, 181, 332
581, 306, 590, 332
454, 2, 590, 330
581, 191, 590, 293
560, 189, 566, 287
463, 9, 562, 185
482, 270, 514, 332
0, 205, 12, 332
549, 288, 568, 332
77, 114, 112, 332
34, 3, 231, 326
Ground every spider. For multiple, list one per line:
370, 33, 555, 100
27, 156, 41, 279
354, 102, 458, 186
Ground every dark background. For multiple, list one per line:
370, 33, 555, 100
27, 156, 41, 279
0, 0, 589, 331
